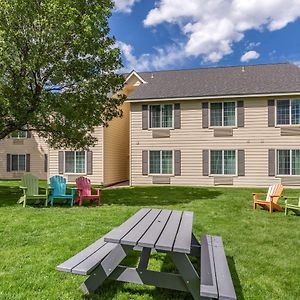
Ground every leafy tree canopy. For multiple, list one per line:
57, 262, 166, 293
0, 0, 125, 149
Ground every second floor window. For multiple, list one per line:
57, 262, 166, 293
149, 104, 173, 128
277, 149, 300, 175
65, 151, 86, 173
11, 154, 26, 171
210, 102, 236, 127
149, 150, 173, 174
210, 150, 236, 175
276, 99, 300, 125
11, 131, 27, 139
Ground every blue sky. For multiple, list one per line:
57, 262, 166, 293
110, 0, 300, 72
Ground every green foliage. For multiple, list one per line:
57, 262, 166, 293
0, 0, 125, 149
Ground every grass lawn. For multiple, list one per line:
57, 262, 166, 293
0, 181, 299, 300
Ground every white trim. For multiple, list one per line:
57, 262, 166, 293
148, 104, 174, 129
148, 150, 174, 176
276, 149, 300, 176
125, 70, 147, 84
209, 100, 237, 128
275, 98, 300, 126
209, 150, 237, 176
64, 150, 87, 175
126, 92, 300, 103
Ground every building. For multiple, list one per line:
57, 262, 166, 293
127, 63, 300, 187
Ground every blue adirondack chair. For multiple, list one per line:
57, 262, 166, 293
48, 175, 76, 207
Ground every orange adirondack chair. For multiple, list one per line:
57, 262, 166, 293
253, 183, 284, 213
75, 177, 101, 207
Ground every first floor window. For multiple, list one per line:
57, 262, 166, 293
11, 154, 26, 171
149, 150, 173, 174
65, 151, 86, 173
149, 104, 173, 128
277, 99, 300, 125
210, 102, 236, 127
210, 150, 236, 175
277, 149, 300, 175
11, 131, 27, 139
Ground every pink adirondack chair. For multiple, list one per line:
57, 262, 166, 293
75, 177, 101, 207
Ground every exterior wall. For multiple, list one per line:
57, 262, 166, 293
0, 133, 48, 180
130, 96, 300, 187
103, 102, 130, 185
48, 127, 103, 184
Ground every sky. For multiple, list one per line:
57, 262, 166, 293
110, 0, 300, 72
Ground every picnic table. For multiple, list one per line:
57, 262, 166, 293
57, 208, 236, 300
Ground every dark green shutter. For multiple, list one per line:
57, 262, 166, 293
58, 151, 64, 174
26, 154, 30, 172
44, 154, 48, 172
6, 154, 11, 172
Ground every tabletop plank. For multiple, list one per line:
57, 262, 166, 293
155, 210, 182, 252
121, 209, 162, 246
104, 208, 151, 243
173, 211, 193, 253
138, 209, 172, 248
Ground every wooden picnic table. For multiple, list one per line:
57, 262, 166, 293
57, 208, 236, 300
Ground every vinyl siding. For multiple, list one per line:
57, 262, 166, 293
0, 133, 49, 179
48, 127, 103, 184
130, 96, 300, 187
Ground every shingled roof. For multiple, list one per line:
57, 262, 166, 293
127, 63, 300, 101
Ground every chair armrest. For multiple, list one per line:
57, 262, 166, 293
19, 186, 27, 190
253, 193, 267, 196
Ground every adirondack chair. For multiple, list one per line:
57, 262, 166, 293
19, 174, 48, 207
75, 176, 101, 207
48, 175, 76, 207
284, 197, 300, 215
253, 183, 284, 213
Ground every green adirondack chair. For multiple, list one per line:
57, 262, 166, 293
19, 174, 48, 207
285, 197, 300, 215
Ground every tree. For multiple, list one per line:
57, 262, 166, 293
0, 0, 125, 149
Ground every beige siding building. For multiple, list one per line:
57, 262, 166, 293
0, 132, 48, 180
127, 63, 300, 187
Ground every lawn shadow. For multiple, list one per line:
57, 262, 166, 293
227, 256, 245, 300
102, 186, 222, 207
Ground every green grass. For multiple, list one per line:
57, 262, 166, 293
0, 181, 299, 300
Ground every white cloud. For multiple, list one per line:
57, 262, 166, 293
246, 42, 261, 50
240, 50, 260, 62
114, 0, 140, 13
116, 41, 186, 71
143, 0, 300, 63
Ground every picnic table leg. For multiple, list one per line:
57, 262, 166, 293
80, 244, 132, 294
170, 252, 203, 300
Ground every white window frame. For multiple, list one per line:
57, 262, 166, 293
275, 99, 300, 126
148, 150, 174, 176
209, 101, 237, 128
64, 151, 87, 174
148, 104, 174, 129
11, 154, 26, 172
11, 131, 27, 139
276, 149, 300, 176
209, 150, 237, 176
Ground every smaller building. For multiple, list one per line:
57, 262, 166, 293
0, 131, 48, 180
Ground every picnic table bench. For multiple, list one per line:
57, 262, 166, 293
56, 208, 236, 300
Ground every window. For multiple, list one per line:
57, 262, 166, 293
11, 131, 27, 139
277, 150, 300, 175
149, 150, 173, 174
210, 102, 236, 127
11, 154, 26, 171
64, 151, 86, 173
149, 104, 173, 128
210, 150, 236, 175
276, 99, 300, 125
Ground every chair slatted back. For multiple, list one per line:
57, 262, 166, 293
75, 177, 92, 196
266, 184, 283, 203
21, 174, 39, 196
50, 175, 67, 196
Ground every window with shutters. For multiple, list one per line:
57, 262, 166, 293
10, 131, 27, 139
276, 99, 300, 125
64, 151, 86, 174
149, 150, 173, 175
210, 150, 236, 175
149, 104, 173, 128
210, 102, 236, 127
11, 154, 26, 171
277, 149, 300, 175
